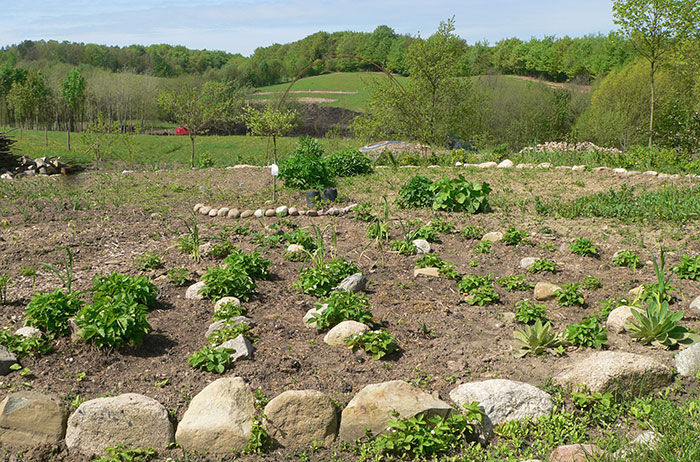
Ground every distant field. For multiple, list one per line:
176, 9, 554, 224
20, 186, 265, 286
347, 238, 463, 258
9, 129, 360, 170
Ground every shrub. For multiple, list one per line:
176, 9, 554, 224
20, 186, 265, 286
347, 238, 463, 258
431, 175, 491, 213
555, 283, 585, 307
569, 237, 598, 257
295, 257, 359, 297
613, 250, 641, 269
92, 273, 158, 309
529, 258, 556, 274
514, 321, 563, 357
188, 345, 233, 373
25, 289, 83, 336
515, 300, 549, 324
76, 295, 151, 349
345, 329, 398, 359
200, 266, 257, 302
279, 137, 334, 190
224, 250, 271, 280
564, 317, 608, 348
397, 175, 434, 209
673, 254, 700, 281
502, 227, 529, 246
312, 291, 373, 331
326, 148, 373, 177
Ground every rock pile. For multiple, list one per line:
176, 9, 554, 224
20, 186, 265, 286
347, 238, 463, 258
519, 141, 622, 155
1, 155, 73, 180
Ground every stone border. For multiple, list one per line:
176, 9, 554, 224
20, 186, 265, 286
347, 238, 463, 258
192, 203, 358, 219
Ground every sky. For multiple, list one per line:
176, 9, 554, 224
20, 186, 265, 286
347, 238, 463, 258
2, 1, 617, 56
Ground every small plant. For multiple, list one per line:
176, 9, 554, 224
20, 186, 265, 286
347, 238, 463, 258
496, 274, 534, 292
296, 257, 359, 297
352, 202, 376, 222
167, 266, 190, 286
431, 175, 491, 213
312, 291, 373, 331
625, 298, 700, 349
502, 227, 529, 246
92, 273, 158, 309
283, 228, 316, 251
25, 289, 83, 336
673, 254, 700, 280
406, 224, 439, 243
462, 225, 485, 240
514, 321, 564, 357
613, 250, 641, 269
345, 329, 398, 359
95, 444, 156, 462
473, 240, 492, 254
427, 217, 456, 234
210, 241, 235, 259
76, 295, 152, 349
213, 302, 247, 321
200, 266, 257, 302
136, 253, 162, 271
581, 276, 602, 290
397, 175, 434, 209
415, 254, 459, 279
529, 258, 557, 273
207, 322, 255, 345
457, 274, 494, 295
643, 250, 675, 303
0, 274, 12, 305
178, 213, 201, 263
198, 151, 214, 168
224, 249, 271, 280
366, 222, 390, 241
390, 240, 417, 256
188, 345, 233, 373
569, 237, 599, 258
0, 328, 53, 357
564, 317, 608, 348
465, 285, 500, 306
42, 246, 74, 293
243, 416, 273, 454
555, 283, 585, 307
515, 300, 549, 324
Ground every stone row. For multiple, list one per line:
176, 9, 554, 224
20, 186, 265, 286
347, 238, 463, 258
192, 203, 358, 219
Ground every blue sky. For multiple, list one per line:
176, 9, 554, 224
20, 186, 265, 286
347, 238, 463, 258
2, 1, 616, 56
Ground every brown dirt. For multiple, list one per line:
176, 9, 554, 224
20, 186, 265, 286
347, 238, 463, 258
0, 166, 699, 461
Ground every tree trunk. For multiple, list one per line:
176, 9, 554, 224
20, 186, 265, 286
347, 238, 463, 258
190, 134, 195, 168
44, 124, 48, 146
649, 60, 655, 147
273, 135, 277, 201
67, 116, 72, 151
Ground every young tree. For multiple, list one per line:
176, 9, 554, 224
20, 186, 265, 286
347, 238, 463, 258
61, 68, 86, 150
612, 0, 699, 146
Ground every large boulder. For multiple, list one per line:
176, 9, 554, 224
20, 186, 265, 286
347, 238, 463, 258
65, 393, 174, 456
263, 390, 338, 447
553, 351, 673, 394
339, 380, 452, 442
176, 377, 255, 453
0, 392, 68, 446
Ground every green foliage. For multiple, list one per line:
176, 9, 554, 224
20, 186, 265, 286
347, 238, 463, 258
223, 249, 271, 280
312, 291, 373, 331
431, 175, 491, 213
0, 328, 53, 358
92, 273, 158, 308
462, 225, 485, 240
370, 404, 483, 460
76, 295, 152, 349
465, 285, 500, 306
571, 391, 621, 427
197, 151, 214, 168
564, 317, 608, 348
406, 224, 439, 243
502, 227, 529, 246
95, 445, 156, 462
178, 213, 201, 263
326, 148, 373, 177
136, 253, 162, 271
644, 250, 676, 303
473, 240, 492, 254
295, 257, 359, 297
188, 345, 233, 373
213, 302, 247, 321
496, 274, 534, 292
209, 241, 235, 259
200, 266, 257, 302
613, 250, 641, 269
390, 240, 417, 256
397, 175, 434, 209
515, 300, 549, 324
240, 104, 296, 163
514, 320, 564, 357
283, 228, 316, 251
427, 218, 456, 234
41, 246, 74, 293
626, 298, 700, 349
207, 322, 254, 345
345, 329, 398, 360
555, 283, 585, 307
0, 274, 11, 305
243, 416, 273, 454
415, 254, 459, 279
673, 254, 700, 281
581, 276, 602, 290
366, 222, 390, 241
529, 258, 557, 273
279, 136, 334, 190
569, 237, 599, 257
25, 289, 83, 336
167, 266, 190, 286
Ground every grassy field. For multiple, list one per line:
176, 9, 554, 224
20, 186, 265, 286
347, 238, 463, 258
9, 128, 360, 170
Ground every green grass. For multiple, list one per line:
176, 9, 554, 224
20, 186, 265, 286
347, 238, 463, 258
253, 72, 407, 112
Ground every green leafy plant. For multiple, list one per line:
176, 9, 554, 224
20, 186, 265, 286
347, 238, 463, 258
243, 415, 273, 454
390, 240, 417, 256
406, 224, 439, 243
427, 217, 456, 234
213, 302, 247, 321
76, 295, 152, 349
514, 320, 564, 357
415, 254, 459, 279
224, 249, 271, 280
279, 137, 334, 190
457, 274, 494, 295
613, 250, 641, 269
92, 273, 158, 309
210, 241, 235, 259
207, 322, 255, 345
167, 266, 190, 286
564, 317, 608, 348
673, 254, 700, 281
502, 226, 529, 246
643, 250, 675, 303
529, 258, 557, 273
462, 225, 485, 240
496, 274, 534, 292
0, 274, 12, 305
199, 266, 257, 302
326, 148, 373, 177
465, 285, 500, 306
555, 283, 585, 307
366, 222, 390, 241
41, 246, 74, 293
569, 237, 599, 257
345, 329, 398, 359
135, 253, 162, 271
283, 228, 316, 251
473, 240, 492, 254
95, 444, 156, 462
397, 175, 434, 209
178, 213, 201, 263
625, 297, 700, 349
198, 151, 214, 168
581, 276, 602, 290
295, 257, 359, 297
0, 328, 53, 357
25, 289, 83, 336
571, 391, 620, 427
312, 291, 373, 331
431, 175, 491, 213
515, 300, 549, 324
188, 345, 233, 373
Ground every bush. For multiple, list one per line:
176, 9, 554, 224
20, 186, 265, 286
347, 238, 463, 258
312, 290, 373, 331
326, 148, 373, 177
188, 345, 233, 374
295, 257, 359, 297
200, 266, 257, 302
92, 273, 158, 309
76, 295, 151, 349
431, 175, 491, 213
397, 175, 434, 209
279, 137, 334, 190
25, 289, 83, 336
345, 329, 398, 359
224, 250, 271, 280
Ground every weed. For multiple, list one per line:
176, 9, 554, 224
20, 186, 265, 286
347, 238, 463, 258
406, 224, 439, 243
473, 240, 492, 254
515, 300, 549, 324
210, 241, 235, 259
514, 321, 564, 357
296, 257, 359, 297
502, 226, 529, 246
581, 276, 602, 290
462, 225, 485, 240
178, 213, 201, 262
188, 345, 233, 373
497, 274, 534, 292
427, 217, 456, 234
390, 240, 417, 256
555, 283, 585, 307
167, 266, 190, 286
345, 329, 398, 359
25, 289, 83, 336
415, 254, 459, 279
41, 246, 74, 293
0, 274, 12, 305
312, 291, 373, 331
613, 250, 641, 269
564, 317, 608, 348
136, 253, 162, 271
207, 322, 255, 345
397, 175, 434, 209
569, 237, 599, 257
673, 254, 700, 280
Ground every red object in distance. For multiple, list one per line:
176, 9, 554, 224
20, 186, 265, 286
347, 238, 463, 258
175, 127, 189, 135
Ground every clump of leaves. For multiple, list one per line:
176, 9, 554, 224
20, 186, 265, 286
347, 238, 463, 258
210, 241, 235, 259
312, 291, 373, 331
514, 321, 564, 357
406, 224, 439, 243
555, 283, 585, 307
427, 217, 456, 234
564, 317, 608, 348
136, 253, 162, 271
95, 444, 155, 462
625, 297, 700, 349
569, 237, 599, 257
207, 322, 255, 345
76, 295, 151, 349
673, 254, 700, 281
283, 228, 315, 251
0, 328, 53, 358
502, 227, 529, 246
613, 250, 641, 269
497, 274, 534, 292
515, 300, 549, 324
345, 329, 398, 359
571, 391, 620, 427
415, 254, 459, 279
462, 225, 485, 240
25, 289, 83, 336
431, 175, 491, 213
188, 345, 233, 373
295, 257, 359, 297
581, 276, 602, 290
397, 175, 434, 209
167, 266, 190, 286
465, 285, 500, 306
390, 240, 417, 256
213, 302, 247, 321
473, 240, 492, 254
326, 148, 373, 177
643, 250, 675, 303
224, 249, 271, 280
366, 222, 390, 241
92, 273, 158, 309
457, 274, 494, 295
529, 258, 556, 273
199, 266, 257, 302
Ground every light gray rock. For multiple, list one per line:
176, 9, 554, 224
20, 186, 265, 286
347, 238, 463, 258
324, 321, 369, 346
15, 326, 42, 338
613, 167, 627, 174
482, 231, 503, 243
643, 171, 658, 176
555, 165, 572, 170
0, 392, 68, 446
176, 377, 255, 453
289, 207, 299, 216
606, 305, 641, 334
690, 295, 700, 316
516, 163, 534, 169
206, 317, 255, 338
449, 379, 553, 439
412, 239, 431, 254
240, 210, 254, 218
0, 346, 17, 375
533, 282, 561, 301
537, 162, 552, 169
520, 257, 537, 270
287, 244, 305, 254
327, 207, 340, 216
217, 335, 254, 362
478, 162, 498, 169
303, 304, 328, 328
65, 394, 174, 456
193, 203, 205, 213
208, 208, 219, 217
199, 206, 212, 215
254, 209, 264, 218
265, 209, 276, 217
455, 162, 463, 167
276, 206, 289, 216
674, 343, 700, 376
227, 208, 240, 218
198, 242, 212, 257
214, 296, 241, 311
339, 381, 452, 442
336, 273, 366, 293
549, 444, 602, 462
264, 390, 338, 447
216, 207, 228, 217
497, 159, 514, 168
571, 165, 586, 171
554, 351, 673, 394
185, 281, 206, 300
306, 210, 318, 217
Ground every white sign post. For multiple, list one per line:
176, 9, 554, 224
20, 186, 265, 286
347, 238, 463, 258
270, 163, 279, 201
